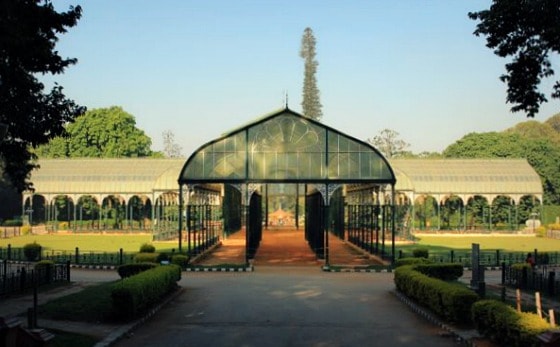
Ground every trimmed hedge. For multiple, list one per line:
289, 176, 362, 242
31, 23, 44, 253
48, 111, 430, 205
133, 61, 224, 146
23, 242, 42, 261
414, 263, 463, 281
394, 257, 432, 268
139, 243, 156, 253
117, 263, 157, 279
134, 252, 159, 263
171, 255, 189, 268
472, 299, 551, 347
412, 248, 429, 258
111, 264, 181, 319
394, 265, 478, 324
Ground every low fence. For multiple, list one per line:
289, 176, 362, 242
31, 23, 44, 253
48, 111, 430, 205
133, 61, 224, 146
0, 245, 137, 266
0, 260, 70, 297
398, 249, 560, 267
503, 264, 560, 297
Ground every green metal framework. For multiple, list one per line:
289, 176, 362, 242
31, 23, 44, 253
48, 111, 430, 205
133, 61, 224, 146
178, 108, 397, 264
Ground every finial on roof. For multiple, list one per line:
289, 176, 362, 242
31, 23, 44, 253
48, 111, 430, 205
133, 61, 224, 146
284, 91, 289, 109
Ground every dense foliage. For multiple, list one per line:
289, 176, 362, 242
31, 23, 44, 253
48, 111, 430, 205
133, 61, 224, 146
0, 0, 84, 192
472, 299, 551, 347
35, 106, 153, 158
443, 116, 560, 204
469, 0, 560, 117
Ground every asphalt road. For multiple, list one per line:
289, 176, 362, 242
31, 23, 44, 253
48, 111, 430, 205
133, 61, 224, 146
114, 267, 459, 347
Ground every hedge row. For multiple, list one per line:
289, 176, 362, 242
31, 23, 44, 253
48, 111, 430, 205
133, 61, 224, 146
111, 264, 181, 319
117, 263, 158, 278
472, 300, 551, 347
414, 263, 463, 281
133, 253, 189, 268
394, 264, 478, 324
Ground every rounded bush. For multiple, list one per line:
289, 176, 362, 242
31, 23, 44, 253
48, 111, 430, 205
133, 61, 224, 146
134, 252, 158, 263
171, 255, 189, 268
23, 242, 42, 261
139, 243, 156, 253
21, 225, 32, 235
412, 248, 429, 258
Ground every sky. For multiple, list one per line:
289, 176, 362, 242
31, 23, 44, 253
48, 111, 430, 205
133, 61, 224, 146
48, 0, 560, 157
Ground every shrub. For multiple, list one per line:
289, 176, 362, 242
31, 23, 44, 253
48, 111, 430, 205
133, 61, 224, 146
111, 264, 181, 319
139, 243, 156, 253
414, 263, 463, 281
412, 248, 429, 258
58, 221, 69, 230
21, 225, 32, 235
171, 255, 189, 268
2, 219, 22, 226
117, 263, 158, 279
535, 226, 546, 238
134, 252, 158, 263
472, 299, 551, 347
23, 242, 42, 261
394, 265, 478, 324
394, 257, 432, 268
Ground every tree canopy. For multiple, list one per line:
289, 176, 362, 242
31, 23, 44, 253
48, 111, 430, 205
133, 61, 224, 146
35, 106, 154, 158
300, 27, 322, 121
0, 0, 84, 192
469, 0, 560, 117
367, 129, 410, 159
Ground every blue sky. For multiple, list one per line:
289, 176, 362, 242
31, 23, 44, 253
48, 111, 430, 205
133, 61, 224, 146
49, 0, 560, 156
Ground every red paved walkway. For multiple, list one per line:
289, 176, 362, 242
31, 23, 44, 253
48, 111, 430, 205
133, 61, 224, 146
194, 226, 386, 267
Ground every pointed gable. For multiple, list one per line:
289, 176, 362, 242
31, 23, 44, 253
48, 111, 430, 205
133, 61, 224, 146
179, 108, 395, 184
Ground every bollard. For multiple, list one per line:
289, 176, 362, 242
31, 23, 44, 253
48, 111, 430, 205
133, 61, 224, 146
119, 248, 123, 265
75, 247, 79, 265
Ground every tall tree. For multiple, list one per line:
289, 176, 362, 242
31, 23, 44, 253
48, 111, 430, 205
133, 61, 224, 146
35, 106, 154, 158
162, 130, 182, 158
300, 27, 322, 121
0, 0, 84, 192
367, 129, 410, 159
469, 0, 560, 117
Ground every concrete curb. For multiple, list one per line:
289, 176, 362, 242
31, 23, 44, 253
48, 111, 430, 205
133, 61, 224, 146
322, 266, 392, 273
185, 266, 253, 272
392, 290, 481, 347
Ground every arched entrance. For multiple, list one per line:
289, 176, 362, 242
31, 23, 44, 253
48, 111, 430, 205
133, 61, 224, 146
178, 108, 397, 265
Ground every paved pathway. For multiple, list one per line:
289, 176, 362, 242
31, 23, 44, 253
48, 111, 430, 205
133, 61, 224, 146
196, 227, 387, 267
115, 267, 458, 347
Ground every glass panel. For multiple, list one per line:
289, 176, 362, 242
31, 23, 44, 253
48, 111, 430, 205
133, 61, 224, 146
180, 110, 394, 183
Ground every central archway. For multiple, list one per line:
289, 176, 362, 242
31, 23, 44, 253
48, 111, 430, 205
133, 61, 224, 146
178, 108, 397, 265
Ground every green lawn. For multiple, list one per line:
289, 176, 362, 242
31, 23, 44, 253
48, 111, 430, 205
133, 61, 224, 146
0, 234, 179, 253
411, 234, 560, 252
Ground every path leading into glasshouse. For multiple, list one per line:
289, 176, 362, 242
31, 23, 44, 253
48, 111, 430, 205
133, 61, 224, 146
194, 226, 386, 267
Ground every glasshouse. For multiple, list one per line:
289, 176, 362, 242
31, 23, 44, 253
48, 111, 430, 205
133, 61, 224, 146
23, 108, 543, 263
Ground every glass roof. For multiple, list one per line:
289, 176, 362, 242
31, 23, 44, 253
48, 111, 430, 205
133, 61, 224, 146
179, 108, 396, 184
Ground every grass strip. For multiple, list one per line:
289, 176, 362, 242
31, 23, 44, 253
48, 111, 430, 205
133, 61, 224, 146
38, 281, 117, 323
